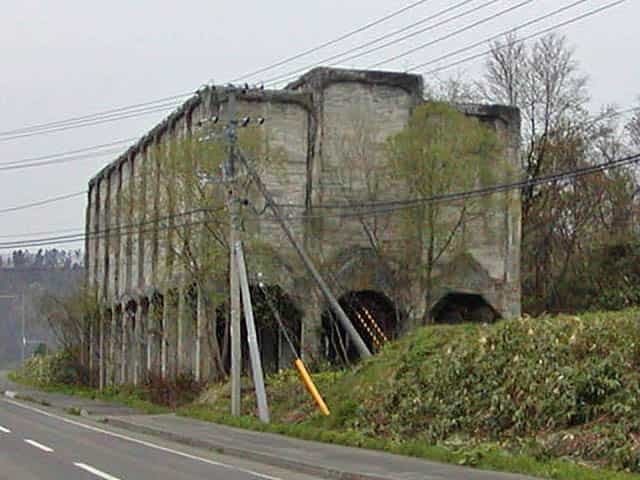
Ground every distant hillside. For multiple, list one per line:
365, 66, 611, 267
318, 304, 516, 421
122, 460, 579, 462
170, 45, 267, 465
0, 249, 83, 366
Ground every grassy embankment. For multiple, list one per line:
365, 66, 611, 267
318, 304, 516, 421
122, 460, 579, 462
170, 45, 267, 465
11, 308, 640, 479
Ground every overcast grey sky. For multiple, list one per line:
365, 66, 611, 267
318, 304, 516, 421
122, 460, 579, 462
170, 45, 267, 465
0, 0, 638, 254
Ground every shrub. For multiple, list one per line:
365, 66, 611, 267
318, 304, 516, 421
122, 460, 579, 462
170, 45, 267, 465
14, 348, 84, 386
143, 373, 206, 409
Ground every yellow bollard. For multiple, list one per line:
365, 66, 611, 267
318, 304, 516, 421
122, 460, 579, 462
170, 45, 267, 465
294, 359, 330, 416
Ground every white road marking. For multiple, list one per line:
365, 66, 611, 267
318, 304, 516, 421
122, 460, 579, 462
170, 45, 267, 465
3, 399, 281, 480
0, 425, 10, 433
74, 463, 122, 480
24, 439, 54, 452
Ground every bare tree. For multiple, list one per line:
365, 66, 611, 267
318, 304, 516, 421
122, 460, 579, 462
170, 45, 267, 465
626, 101, 640, 149
481, 32, 640, 312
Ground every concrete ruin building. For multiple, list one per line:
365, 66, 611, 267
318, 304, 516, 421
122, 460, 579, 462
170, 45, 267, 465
85, 67, 521, 386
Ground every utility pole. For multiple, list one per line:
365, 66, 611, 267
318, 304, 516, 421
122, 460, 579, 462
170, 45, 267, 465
196, 87, 243, 415
235, 241, 270, 423
236, 152, 372, 359
224, 90, 242, 416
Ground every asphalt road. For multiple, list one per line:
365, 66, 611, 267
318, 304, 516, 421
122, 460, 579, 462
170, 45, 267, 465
0, 398, 322, 480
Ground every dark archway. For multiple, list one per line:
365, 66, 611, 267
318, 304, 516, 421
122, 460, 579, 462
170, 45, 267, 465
431, 292, 499, 324
321, 290, 399, 364
216, 285, 302, 374
124, 298, 137, 332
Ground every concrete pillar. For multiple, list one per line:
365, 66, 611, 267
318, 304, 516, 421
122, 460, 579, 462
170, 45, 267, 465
99, 309, 106, 390
132, 306, 141, 386
80, 315, 87, 369
147, 299, 162, 378
137, 302, 148, 384
195, 284, 210, 381
88, 319, 95, 385
162, 291, 178, 380
161, 296, 168, 380
108, 308, 118, 386
300, 296, 323, 362
177, 285, 194, 377
121, 307, 129, 384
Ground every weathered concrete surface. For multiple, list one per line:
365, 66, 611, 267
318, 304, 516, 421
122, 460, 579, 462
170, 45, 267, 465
85, 67, 521, 382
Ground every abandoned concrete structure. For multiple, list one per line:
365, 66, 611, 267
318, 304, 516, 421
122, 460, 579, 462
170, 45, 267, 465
85, 67, 521, 386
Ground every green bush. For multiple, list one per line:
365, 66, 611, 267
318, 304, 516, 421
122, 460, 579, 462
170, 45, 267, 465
356, 310, 640, 470
13, 349, 83, 386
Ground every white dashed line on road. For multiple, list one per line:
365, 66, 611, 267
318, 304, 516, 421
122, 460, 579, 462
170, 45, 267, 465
0, 425, 10, 433
5, 399, 282, 480
74, 463, 122, 480
24, 439, 54, 452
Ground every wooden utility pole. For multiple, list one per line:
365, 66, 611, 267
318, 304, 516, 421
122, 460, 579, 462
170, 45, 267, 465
236, 152, 372, 359
235, 241, 270, 423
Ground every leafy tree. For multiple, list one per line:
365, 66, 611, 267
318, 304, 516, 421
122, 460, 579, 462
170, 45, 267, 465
121, 120, 287, 380
386, 102, 501, 319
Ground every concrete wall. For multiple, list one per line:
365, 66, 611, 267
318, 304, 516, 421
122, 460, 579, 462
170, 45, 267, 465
85, 67, 521, 384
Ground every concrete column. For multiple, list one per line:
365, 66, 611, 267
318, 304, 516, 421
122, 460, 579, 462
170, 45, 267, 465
99, 310, 106, 390
147, 299, 162, 378
195, 284, 210, 381
109, 308, 119, 386
300, 297, 323, 362
162, 291, 178, 380
80, 315, 87, 369
132, 306, 140, 386
88, 319, 95, 385
161, 296, 168, 380
146, 301, 154, 376
137, 302, 148, 384
177, 286, 194, 377
121, 307, 129, 384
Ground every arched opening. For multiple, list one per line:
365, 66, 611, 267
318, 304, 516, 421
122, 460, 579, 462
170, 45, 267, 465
431, 292, 499, 324
124, 299, 137, 332
321, 290, 399, 364
216, 285, 302, 374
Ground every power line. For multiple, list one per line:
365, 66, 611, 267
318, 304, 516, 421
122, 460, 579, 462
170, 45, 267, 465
0, 104, 178, 142
0, 0, 433, 139
411, 0, 593, 71
1, 151, 638, 249
368, 0, 535, 69
416, 0, 629, 74
270, 152, 640, 219
2, 100, 636, 175
0, 205, 227, 249
230, 0, 433, 83
0, 148, 123, 172
0, 0, 520, 142
0, 0, 622, 143
262, 0, 493, 86
0, 103, 180, 142
0, 137, 136, 167
0, 95, 190, 138
0, 191, 86, 215
0, 226, 83, 239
